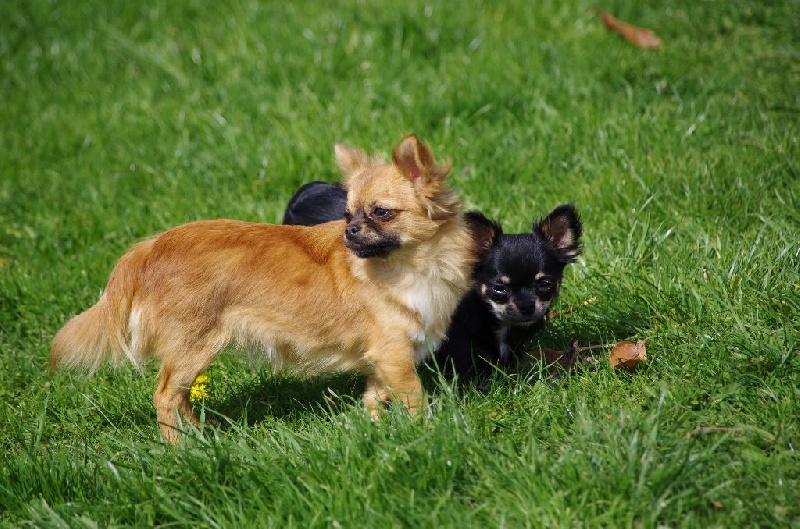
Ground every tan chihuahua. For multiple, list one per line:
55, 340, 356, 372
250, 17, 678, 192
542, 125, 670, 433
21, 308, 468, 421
51, 135, 478, 443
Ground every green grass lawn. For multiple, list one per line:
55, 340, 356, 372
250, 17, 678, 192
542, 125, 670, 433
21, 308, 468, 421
1, 0, 798, 526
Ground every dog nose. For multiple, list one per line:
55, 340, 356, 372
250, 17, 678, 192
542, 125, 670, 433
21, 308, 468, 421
346, 223, 361, 237
516, 302, 536, 316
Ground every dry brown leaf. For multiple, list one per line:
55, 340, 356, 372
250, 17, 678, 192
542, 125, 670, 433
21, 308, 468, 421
592, 7, 663, 49
532, 338, 606, 377
609, 340, 647, 369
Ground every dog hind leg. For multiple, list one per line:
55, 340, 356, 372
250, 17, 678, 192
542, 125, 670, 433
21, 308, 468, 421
152, 334, 223, 444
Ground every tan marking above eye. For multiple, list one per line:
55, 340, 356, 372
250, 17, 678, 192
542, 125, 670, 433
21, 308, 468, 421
500, 276, 510, 285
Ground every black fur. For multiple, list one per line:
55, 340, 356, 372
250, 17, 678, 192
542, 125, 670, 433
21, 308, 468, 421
283, 182, 582, 383
282, 181, 347, 226
437, 205, 582, 381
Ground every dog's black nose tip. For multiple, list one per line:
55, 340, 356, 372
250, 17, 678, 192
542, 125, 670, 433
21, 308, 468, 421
517, 303, 536, 316
346, 224, 361, 237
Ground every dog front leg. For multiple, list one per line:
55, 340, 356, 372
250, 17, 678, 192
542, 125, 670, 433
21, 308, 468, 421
363, 342, 424, 418
363, 374, 391, 420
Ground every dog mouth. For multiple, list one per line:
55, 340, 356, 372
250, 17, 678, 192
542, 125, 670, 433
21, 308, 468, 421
345, 238, 400, 259
498, 313, 544, 326
491, 304, 550, 326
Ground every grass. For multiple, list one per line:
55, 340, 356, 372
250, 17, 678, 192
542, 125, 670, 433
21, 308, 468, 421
1, 0, 798, 526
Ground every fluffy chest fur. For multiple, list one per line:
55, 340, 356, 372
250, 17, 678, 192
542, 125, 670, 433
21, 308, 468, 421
349, 217, 475, 362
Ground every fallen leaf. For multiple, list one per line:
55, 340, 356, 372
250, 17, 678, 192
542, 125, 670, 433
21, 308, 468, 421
533, 338, 607, 377
592, 7, 663, 49
544, 339, 580, 374
609, 340, 647, 369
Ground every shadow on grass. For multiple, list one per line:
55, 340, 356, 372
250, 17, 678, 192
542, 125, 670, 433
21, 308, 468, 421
191, 367, 480, 435
202, 370, 467, 429
203, 372, 366, 429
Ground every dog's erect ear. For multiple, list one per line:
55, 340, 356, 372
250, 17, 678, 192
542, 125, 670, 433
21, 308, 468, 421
392, 135, 452, 193
464, 211, 502, 259
537, 204, 582, 263
335, 143, 370, 181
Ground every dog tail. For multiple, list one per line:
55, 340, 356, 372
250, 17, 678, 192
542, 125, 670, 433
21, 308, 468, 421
50, 237, 156, 373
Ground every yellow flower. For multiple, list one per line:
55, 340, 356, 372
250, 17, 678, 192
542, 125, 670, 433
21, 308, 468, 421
190, 374, 210, 403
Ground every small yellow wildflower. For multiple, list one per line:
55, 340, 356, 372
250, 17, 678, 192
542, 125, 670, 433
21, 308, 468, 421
190, 374, 210, 403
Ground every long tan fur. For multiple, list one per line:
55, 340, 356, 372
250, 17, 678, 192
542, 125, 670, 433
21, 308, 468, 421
51, 237, 156, 372
51, 135, 477, 443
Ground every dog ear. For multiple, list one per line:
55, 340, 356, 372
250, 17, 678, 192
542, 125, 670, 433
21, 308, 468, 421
393, 135, 458, 220
334, 143, 370, 183
537, 204, 582, 263
464, 211, 502, 259
392, 135, 452, 193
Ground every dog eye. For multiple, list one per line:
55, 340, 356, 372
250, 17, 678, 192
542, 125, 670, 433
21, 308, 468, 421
538, 279, 554, 293
343, 211, 353, 222
371, 207, 391, 219
488, 284, 509, 302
